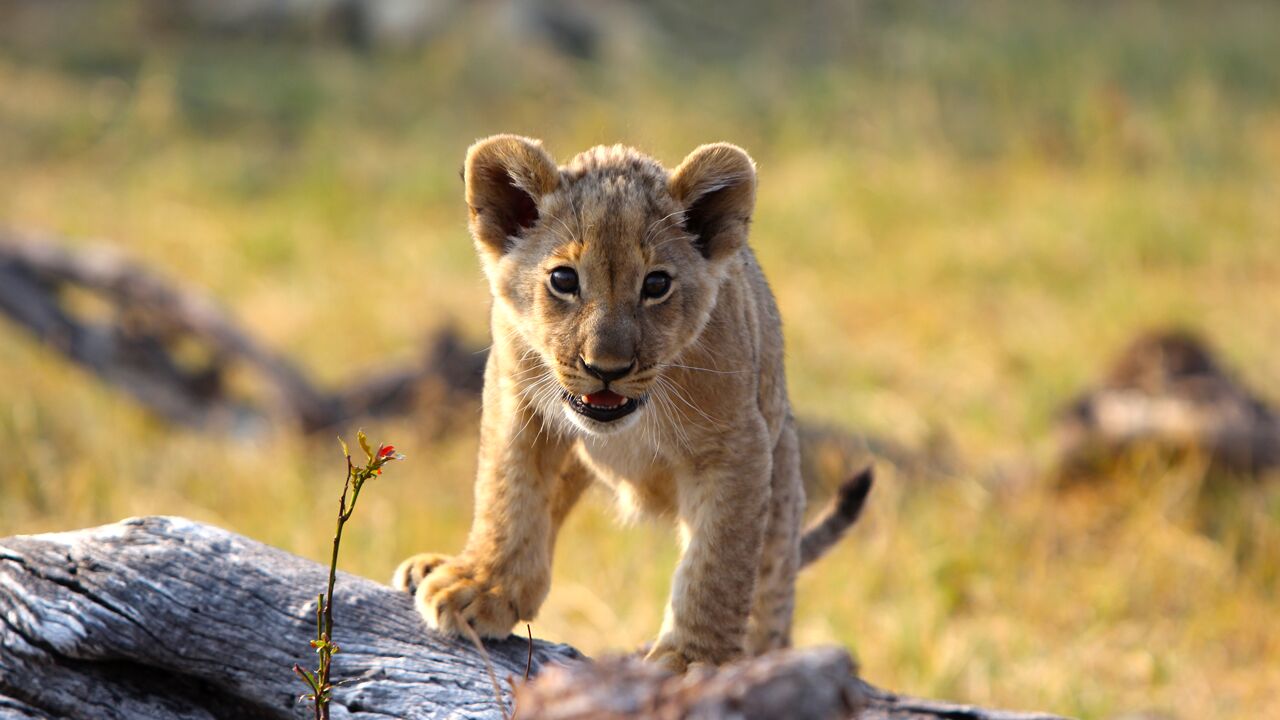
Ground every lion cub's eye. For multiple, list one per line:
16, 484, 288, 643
642, 271, 672, 300
549, 267, 579, 296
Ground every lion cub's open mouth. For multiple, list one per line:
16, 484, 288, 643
563, 389, 641, 423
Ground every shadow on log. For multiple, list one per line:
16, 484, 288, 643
0, 518, 1064, 719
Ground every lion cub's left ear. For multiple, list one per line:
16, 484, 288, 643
668, 143, 758, 262
464, 135, 561, 258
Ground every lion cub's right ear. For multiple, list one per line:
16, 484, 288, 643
464, 135, 560, 258
668, 143, 757, 263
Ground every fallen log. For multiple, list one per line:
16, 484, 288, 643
0, 517, 1064, 719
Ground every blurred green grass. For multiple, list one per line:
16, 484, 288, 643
1, 2, 1279, 718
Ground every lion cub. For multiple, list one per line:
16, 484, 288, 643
394, 136, 867, 671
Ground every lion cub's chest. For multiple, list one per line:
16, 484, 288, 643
575, 431, 680, 519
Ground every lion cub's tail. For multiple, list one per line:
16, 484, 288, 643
799, 466, 874, 568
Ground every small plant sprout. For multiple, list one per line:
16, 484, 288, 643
294, 430, 404, 720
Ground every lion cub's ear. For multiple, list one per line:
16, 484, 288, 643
668, 143, 757, 262
464, 135, 560, 257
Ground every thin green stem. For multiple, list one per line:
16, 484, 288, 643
298, 433, 400, 720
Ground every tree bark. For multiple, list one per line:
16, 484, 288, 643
0, 517, 1064, 719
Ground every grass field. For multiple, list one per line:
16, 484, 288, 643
1, 2, 1278, 717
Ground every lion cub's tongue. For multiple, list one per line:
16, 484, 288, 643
583, 390, 626, 408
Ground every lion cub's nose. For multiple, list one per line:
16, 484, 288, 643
580, 357, 635, 384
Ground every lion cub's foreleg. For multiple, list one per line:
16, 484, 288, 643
393, 403, 585, 638
644, 422, 772, 672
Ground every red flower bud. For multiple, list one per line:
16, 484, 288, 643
377, 444, 396, 459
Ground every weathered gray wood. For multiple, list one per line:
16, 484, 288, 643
0, 518, 1066, 720
515, 651, 1066, 720
514, 648, 868, 719
0, 516, 580, 719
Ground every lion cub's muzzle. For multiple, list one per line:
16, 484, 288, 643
562, 388, 643, 423
562, 357, 644, 424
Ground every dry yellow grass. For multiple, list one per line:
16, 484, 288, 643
1, 3, 1278, 718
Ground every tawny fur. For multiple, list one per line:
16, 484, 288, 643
393, 135, 864, 672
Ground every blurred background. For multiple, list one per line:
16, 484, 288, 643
1, 1, 1278, 718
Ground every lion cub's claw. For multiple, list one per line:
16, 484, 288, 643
392, 552, 453, 595
643, 640, 718, 675
411, 559, 521, 639
645, 646, 691, 674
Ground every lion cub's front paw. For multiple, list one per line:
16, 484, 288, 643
392, 552, 453, 595
414, 560, 521, 639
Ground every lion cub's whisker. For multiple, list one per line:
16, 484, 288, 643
659, 362, 746, 375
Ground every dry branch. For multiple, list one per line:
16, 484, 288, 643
1057, 329, 1280, 478
0, 517, 1065, 720
0, 229, 485, 435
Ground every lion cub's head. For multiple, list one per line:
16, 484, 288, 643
464, 135, 757, 436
